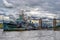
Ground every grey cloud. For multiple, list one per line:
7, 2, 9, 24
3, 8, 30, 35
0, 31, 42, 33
0, 0, 60, 19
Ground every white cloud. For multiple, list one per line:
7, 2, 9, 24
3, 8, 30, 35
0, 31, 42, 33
25, 8, 56, 19
3, 0, 13, 8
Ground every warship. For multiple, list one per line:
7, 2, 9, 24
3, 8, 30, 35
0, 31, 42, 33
3, 10, 38, 31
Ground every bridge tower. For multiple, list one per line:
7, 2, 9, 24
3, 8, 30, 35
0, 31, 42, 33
53, 18, 56, 30
38, 18, 42, 30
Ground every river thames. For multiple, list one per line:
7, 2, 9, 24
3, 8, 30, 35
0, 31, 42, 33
0, 29, 60, 40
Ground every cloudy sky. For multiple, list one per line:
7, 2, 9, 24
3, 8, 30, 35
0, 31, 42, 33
0, 0, 60, 19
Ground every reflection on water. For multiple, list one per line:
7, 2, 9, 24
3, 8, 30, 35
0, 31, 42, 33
0, 29, 56, 40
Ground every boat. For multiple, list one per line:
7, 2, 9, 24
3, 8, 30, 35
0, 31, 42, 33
3, 10, 37, 31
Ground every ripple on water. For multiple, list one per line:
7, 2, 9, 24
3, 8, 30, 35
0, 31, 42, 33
0, 29, 56, 40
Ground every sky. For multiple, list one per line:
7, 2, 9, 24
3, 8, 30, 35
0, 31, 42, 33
0, 0, 60, 19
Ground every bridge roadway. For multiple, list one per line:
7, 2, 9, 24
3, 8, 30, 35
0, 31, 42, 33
0, 29, 60, 40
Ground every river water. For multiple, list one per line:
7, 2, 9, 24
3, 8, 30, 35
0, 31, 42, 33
0, 29, 60, 40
